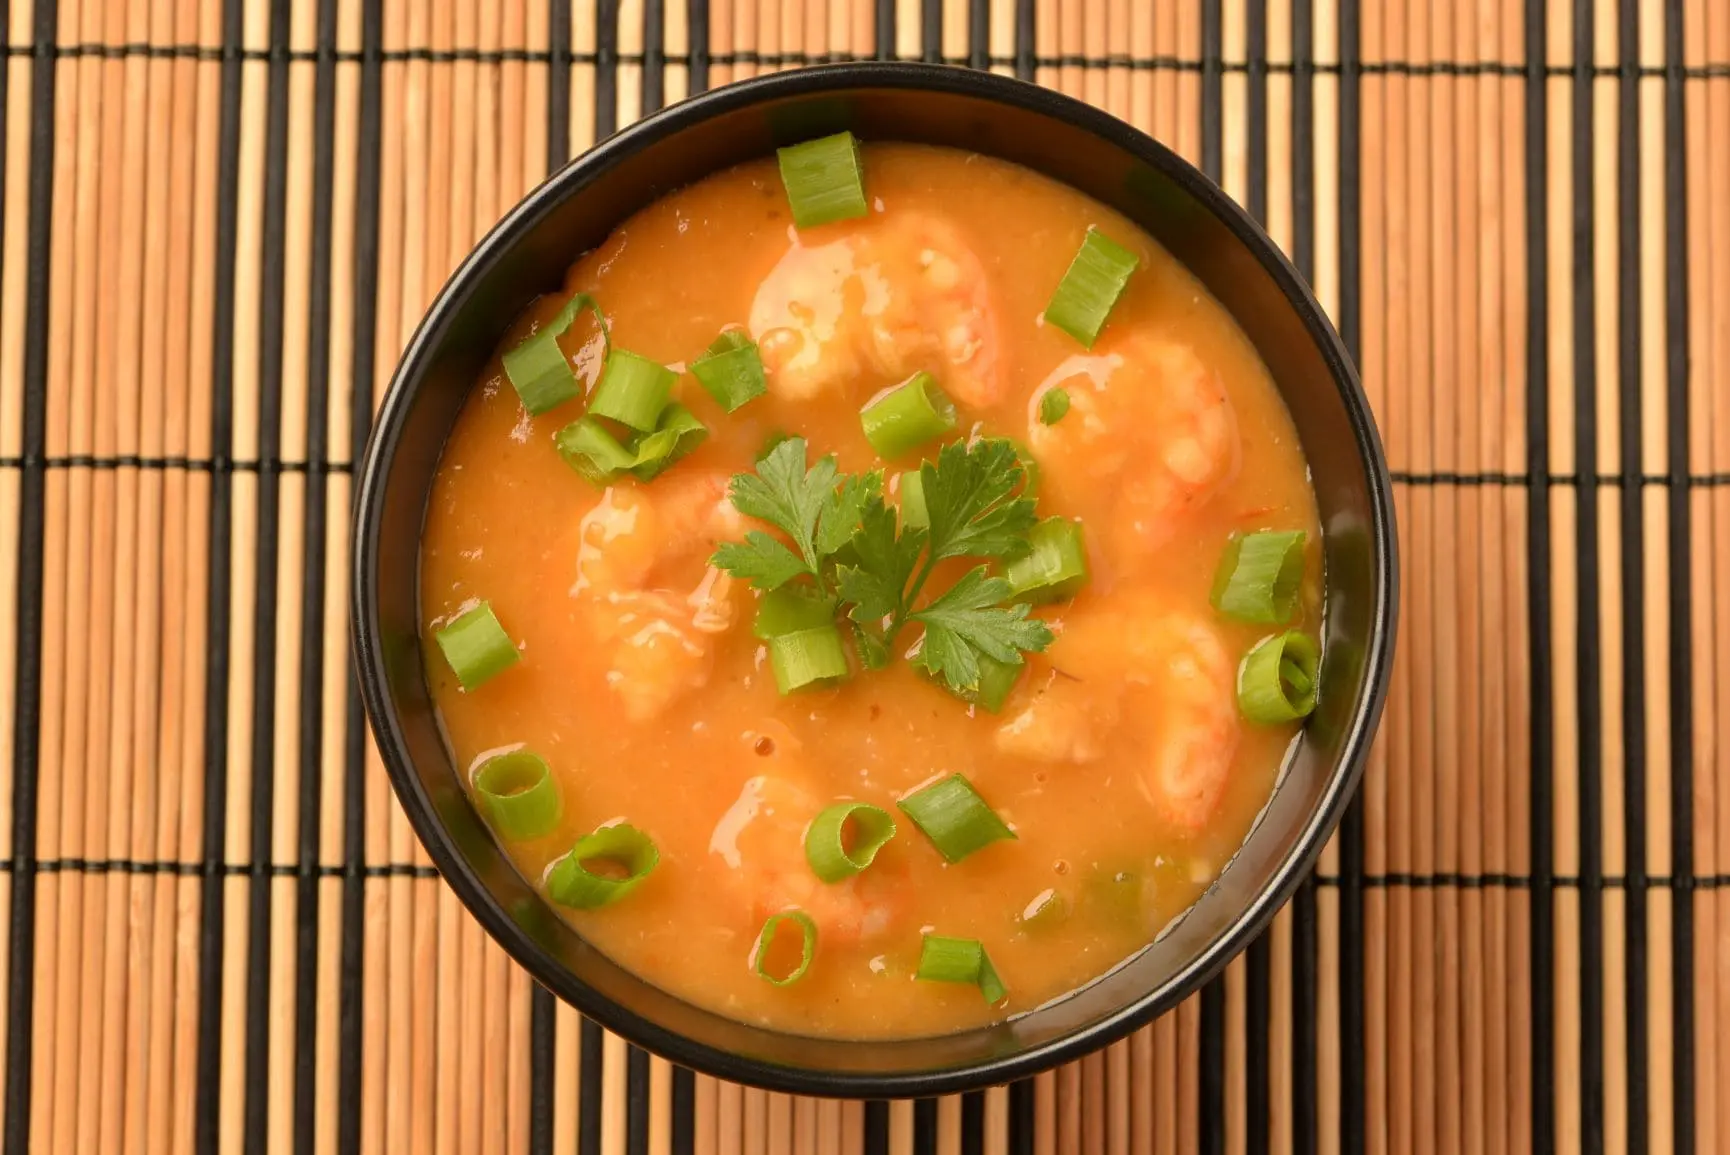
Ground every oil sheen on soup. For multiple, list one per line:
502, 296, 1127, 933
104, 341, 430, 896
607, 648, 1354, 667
421, 142, 1322, 1040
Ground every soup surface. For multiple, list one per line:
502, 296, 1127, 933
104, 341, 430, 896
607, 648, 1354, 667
421, 143, 1321, 1039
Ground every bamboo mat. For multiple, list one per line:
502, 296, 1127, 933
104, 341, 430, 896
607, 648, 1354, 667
0, 0, 1726, 1151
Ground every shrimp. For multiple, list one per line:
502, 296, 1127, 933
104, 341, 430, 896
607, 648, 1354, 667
748, 211, 1003, 407
1027, 332, 1240, 556
564, 471, 746, 722
994, 602, 1240, 832
709, 774, 906, 947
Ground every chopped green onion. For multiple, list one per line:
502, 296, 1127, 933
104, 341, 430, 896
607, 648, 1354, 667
1038, 387, 1071, 425
804, 802, 897, 882
898, 469, 929, 530
472, 750, 562, 840
501, 293, 606, 415
915, 934, 1007, 1004
1237, 631, 1321, 724
776, 131, 869, 229
968, 653, 1022, 713
860, 372, 958, 460
555, 416, 637, 485
1043, 227, 1140, 348
434, 601, 520, 690
1017, 888, 1068, 932
751, 910, 818, 986
754, 587, 839, 640
631, 402, 709, 481
545, 823, 659, 909
897, 774, 1016, 863
1004, 517, 1090, 604
691, 330, 768, 412
588, 349, 677, 432
768, 625, 850, 693
1210, 529, 1308, 624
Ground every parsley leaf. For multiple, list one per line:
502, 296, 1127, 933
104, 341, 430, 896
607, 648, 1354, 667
836, 498, 925, 629
911, 567, 1055, 692
816, 471, 882, 559
723, 436, 836, 575
919, 439, 1039, 563
711, 531, 809, 591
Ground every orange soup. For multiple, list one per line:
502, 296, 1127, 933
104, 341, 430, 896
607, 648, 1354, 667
420, 141, 1321, 1039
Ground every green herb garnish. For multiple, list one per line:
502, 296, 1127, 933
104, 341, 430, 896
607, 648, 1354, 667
711, 437, 1053, 698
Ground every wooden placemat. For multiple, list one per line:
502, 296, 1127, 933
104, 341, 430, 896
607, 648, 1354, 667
0, 0, 1726, 1151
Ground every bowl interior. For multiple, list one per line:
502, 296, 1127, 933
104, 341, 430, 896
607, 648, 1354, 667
354, 64, 1394, 1097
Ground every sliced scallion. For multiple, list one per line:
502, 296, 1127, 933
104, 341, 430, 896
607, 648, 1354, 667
473, 750, 561, 840
776, 131, 869, 229
1003, 517, 1089, 604
1210, 529, 1307, 624
898, 469, 929, 530
969, 653, 1021, 713
691, 330, 768, 412
751, 910, 818, 986
434, 601, 520, 690
860, 372, 958, 459
768, 625, 850, 694
897, 774, 1016, 863
1237, 631, 1321, 724
754, 587, 839, 640
545, 823, 660, 909
1038, 387, 1071, 425
555, 416, 637, 485
804, 802, 897, 882
501, 292, 606, 415
915, 934, 1007, 1004
588, 349, 677, 432
1043, 227, 1140, 348
631, 402, 709, 481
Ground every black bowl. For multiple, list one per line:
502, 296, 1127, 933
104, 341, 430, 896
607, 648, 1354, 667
352, 61, 1397, 1097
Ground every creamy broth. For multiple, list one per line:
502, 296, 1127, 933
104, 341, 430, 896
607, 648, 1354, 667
421, 144, 1320, 1039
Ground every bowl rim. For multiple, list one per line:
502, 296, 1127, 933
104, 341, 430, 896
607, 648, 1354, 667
352, 60, 1399, 1097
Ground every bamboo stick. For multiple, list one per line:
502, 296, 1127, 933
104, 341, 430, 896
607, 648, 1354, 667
1543, 0, 1582, 1149
1684, 7, 1718, 1155
64, 2, 127, 1152
120, 1, 176, 1149
1637, 6, 1676, 1152
1427, 0, 1467, 1151
1496, 2, 1533, 1150
30, 0, 88, 1145
603, 1030, 629, 1155
1082, 0, 1105, 108
839, 1100, 863, 1155
1034, 0, 1054, 90
1467, 5, 1507, 1153
1057, 0, 1080, 97
1706, 0, 1730, 1144
816, 1096, 841, 1155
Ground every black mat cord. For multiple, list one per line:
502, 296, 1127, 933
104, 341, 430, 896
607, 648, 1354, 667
1, 2, 57, 1151
195, 0, 247, 1150
1661, 0, 1695, 1148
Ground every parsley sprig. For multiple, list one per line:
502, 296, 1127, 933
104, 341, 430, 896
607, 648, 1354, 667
711, 436, 1055, 696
